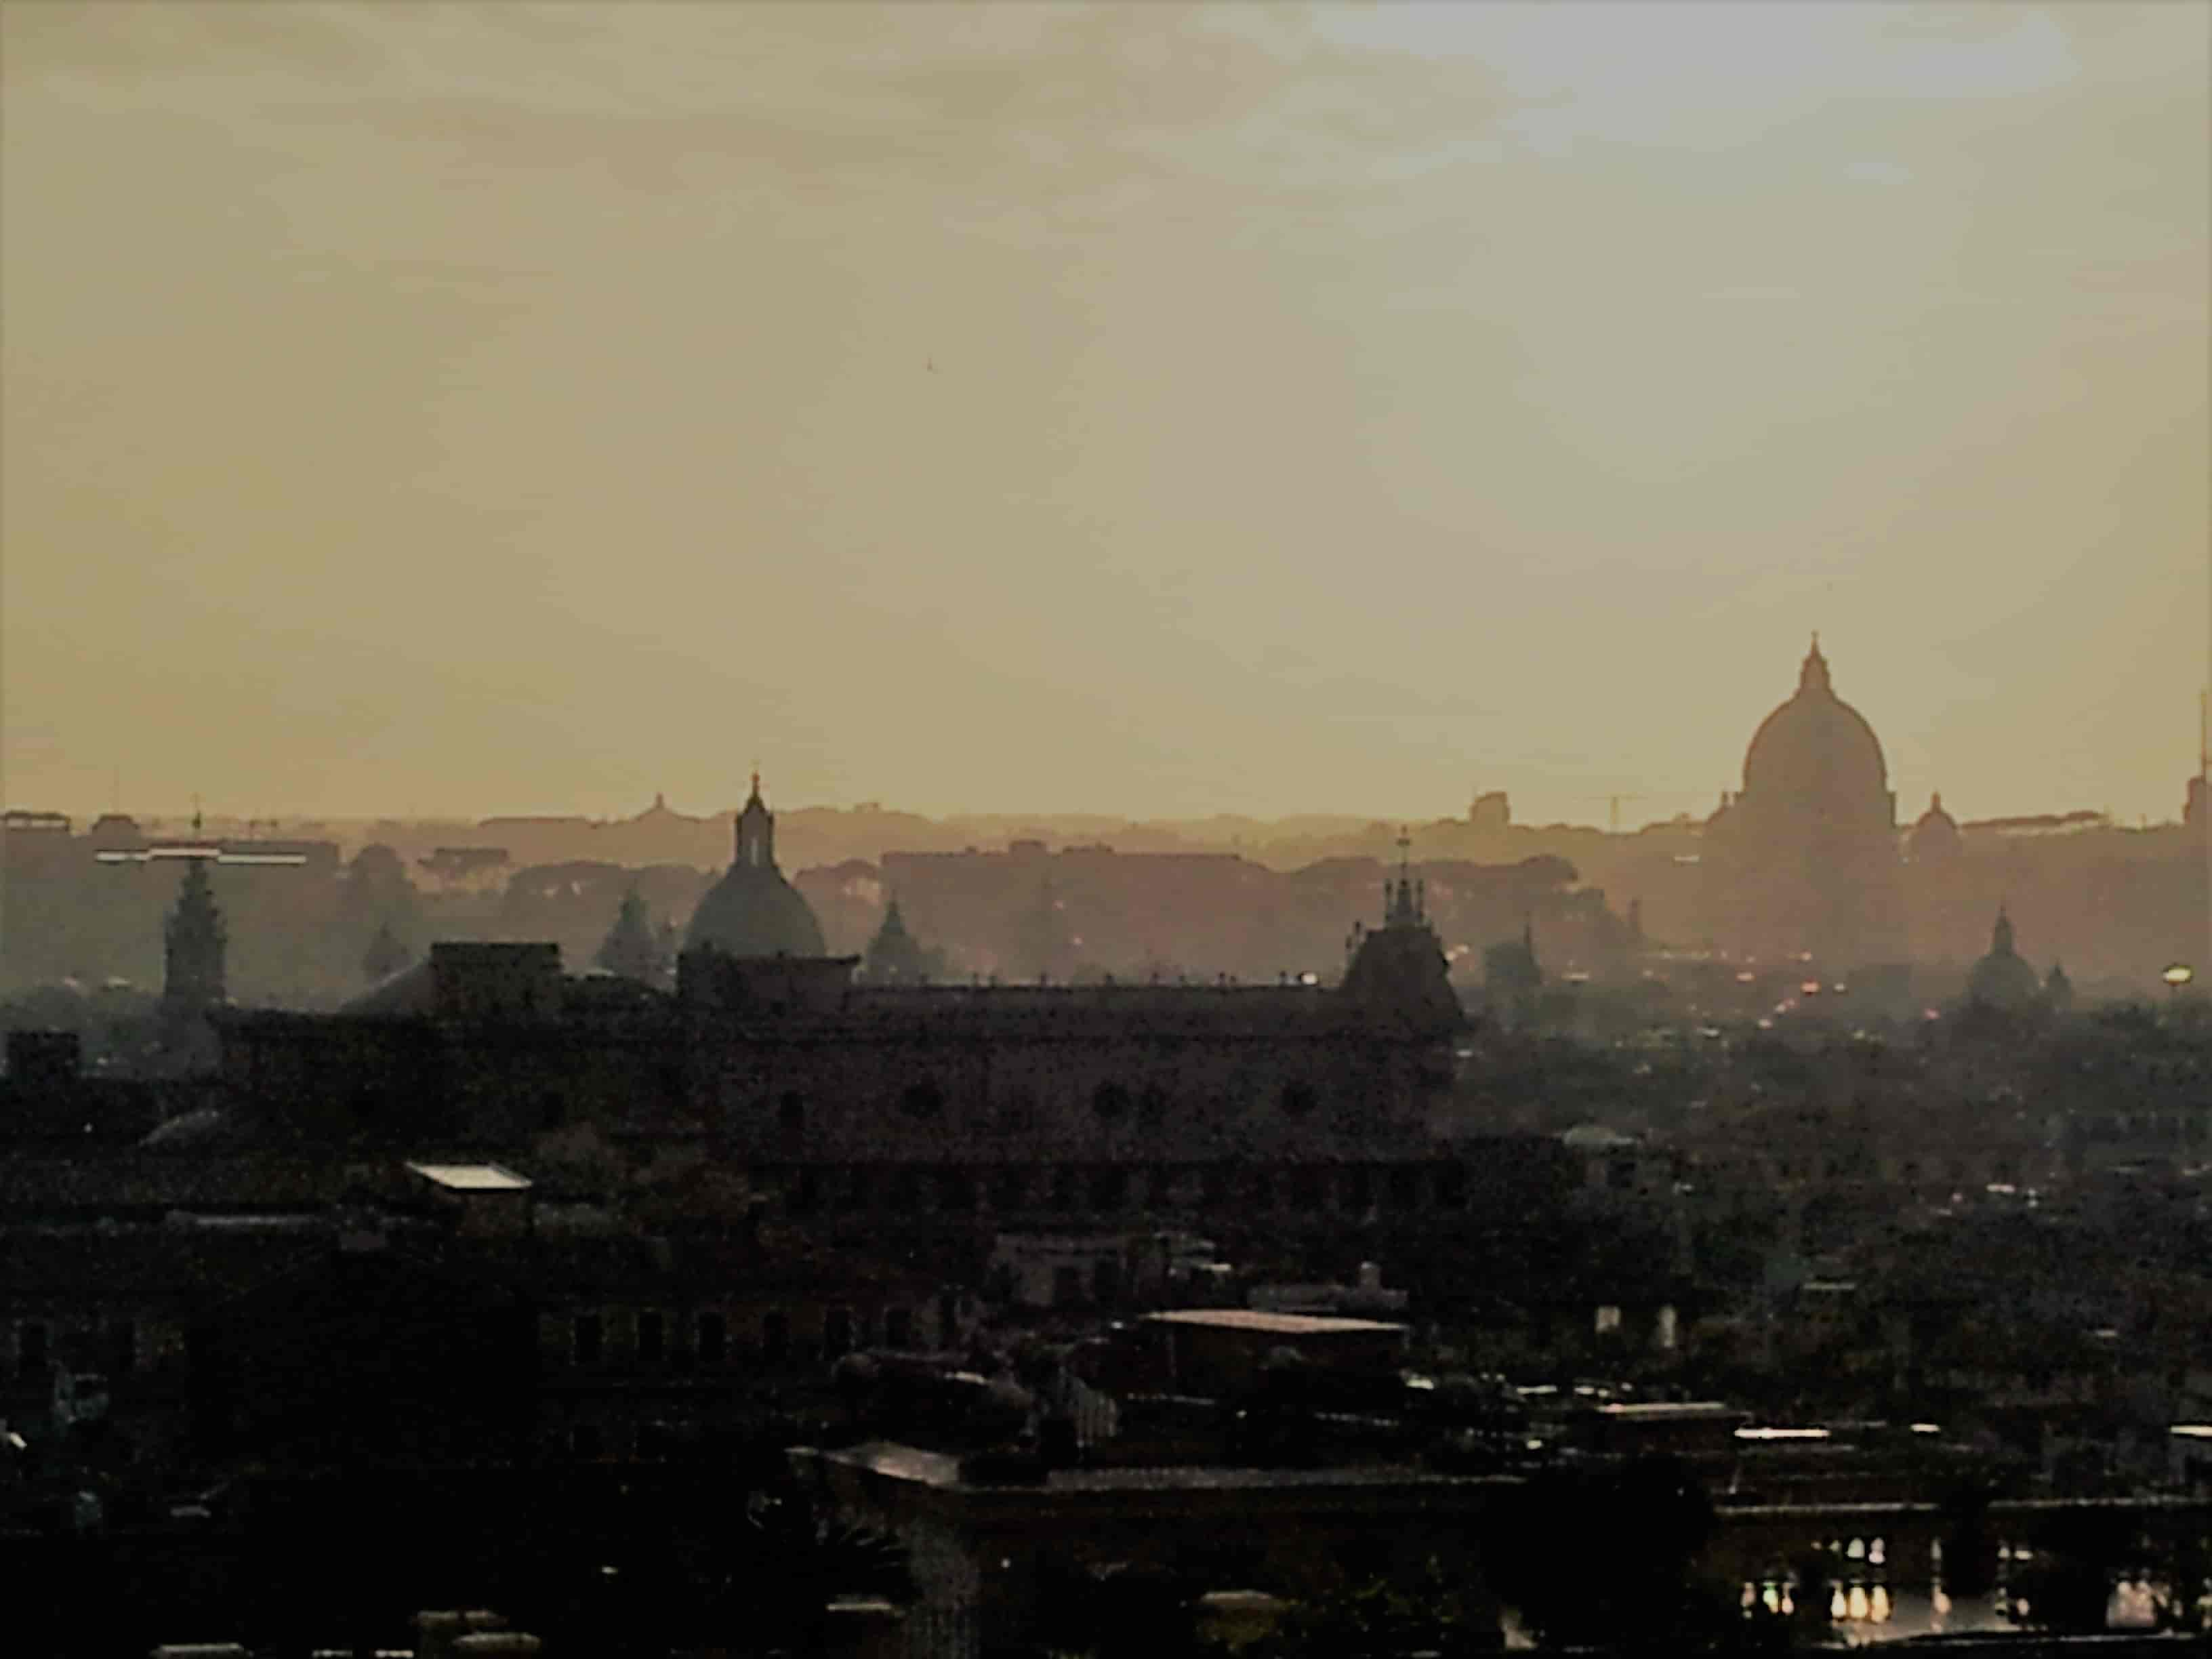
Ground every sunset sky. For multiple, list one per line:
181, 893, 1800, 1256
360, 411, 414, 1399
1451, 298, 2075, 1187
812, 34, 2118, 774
4, 2, 2205, 827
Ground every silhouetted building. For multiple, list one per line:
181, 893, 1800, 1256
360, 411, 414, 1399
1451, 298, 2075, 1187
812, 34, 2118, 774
684, 777, 826, 959
1906, 793, 1963, 865
1965, 905, 2042, 1012
1700, 638, 1904, 966
220, 862, 1473, 1235
2045, 960, 2074, 1012
860, 895, 934, 985
594, 888, 663, 983
1481, 920, 1543, 1029
160, 860, 226, 1069
1338, 851, 1458, 1031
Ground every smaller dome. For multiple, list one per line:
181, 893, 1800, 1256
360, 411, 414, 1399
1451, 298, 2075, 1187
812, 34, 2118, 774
862, 895, 933, 984
1908, 793, 1962, 863
1967, 907, 2041, 1011
2044, 961, 2074, 1012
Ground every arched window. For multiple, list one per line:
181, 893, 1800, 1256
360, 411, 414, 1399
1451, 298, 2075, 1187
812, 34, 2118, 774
1093, 1082, 1130, 1121
1280, 1081, 1317, 1116
778, 1091, 805, 1131
1138, 1084, 1169, 1126
901, 1080, 944, 1120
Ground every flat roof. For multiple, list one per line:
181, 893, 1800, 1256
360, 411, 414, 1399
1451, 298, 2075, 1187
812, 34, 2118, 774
1143, 1309, 1407, 1336
405, 1162, 532, 1193
1595, 1401, 1742, 1420
810, 1441, 1497, 1494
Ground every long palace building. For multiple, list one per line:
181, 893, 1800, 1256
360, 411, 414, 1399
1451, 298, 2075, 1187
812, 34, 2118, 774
218, 780, 1534, 1237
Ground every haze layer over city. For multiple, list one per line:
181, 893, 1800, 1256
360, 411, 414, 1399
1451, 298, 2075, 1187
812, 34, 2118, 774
3, 2, 2207, 826
3, 7, 2212, 1659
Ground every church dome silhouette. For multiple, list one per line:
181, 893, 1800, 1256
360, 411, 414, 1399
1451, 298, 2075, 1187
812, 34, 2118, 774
684, 775, 826, 959
1740, 637, 1889, 817
1908, 793, 1963, 863
1967, 905, 2041, 1011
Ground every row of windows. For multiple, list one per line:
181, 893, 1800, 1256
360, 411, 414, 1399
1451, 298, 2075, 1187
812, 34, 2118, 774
766, 1080, 1328, 1130
563, 1305, 922, 1366
781, 1162, 1470, 1214
565, 1309, 726, 1367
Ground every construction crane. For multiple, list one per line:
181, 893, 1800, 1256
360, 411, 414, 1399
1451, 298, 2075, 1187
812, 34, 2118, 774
1577, 791, 1714, 834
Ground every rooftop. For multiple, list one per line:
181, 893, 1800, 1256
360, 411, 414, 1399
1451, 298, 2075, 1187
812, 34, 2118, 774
1142, 1309, 1407, 1336
405, 1162, 532, 1193
811, 1440, 1500, 1494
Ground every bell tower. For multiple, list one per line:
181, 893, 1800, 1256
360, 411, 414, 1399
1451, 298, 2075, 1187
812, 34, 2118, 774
161, 852, 228, 1069
735, 770, 775, 869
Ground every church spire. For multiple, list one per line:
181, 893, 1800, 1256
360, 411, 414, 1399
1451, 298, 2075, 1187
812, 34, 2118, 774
1385, 828, 1422, 927
1991, 901, 2015, 958
163, 857, 227, 1017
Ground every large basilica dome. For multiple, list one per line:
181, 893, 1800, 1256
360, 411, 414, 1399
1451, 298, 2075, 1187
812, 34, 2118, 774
684, 777, 827, 959
1740, 637, 1891, 822
1700, 638, 1904, 966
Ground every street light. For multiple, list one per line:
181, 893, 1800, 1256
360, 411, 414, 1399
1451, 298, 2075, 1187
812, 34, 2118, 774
2163, 963, 2194, 1002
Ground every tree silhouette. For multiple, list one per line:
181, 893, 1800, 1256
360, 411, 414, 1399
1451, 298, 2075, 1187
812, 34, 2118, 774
1486, 1455, 1761, 1652
2002, 1509, 2129, 1633
1245, 1559, 1501, 1658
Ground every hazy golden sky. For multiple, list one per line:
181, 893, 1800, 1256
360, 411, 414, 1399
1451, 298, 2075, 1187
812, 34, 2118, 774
3, 2, 2205, 827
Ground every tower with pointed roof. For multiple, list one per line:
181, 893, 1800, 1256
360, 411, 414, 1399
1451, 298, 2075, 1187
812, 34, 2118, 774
163, 857, 226, 1015
1342, 831, 1461, 1033
161, 855, 227, 1067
